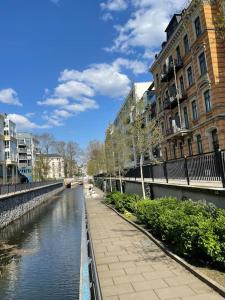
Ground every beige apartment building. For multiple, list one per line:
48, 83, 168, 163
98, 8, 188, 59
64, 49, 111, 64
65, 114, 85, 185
150, 0, 225, 160
112, 82, 152, 168
46, 154, 65, 180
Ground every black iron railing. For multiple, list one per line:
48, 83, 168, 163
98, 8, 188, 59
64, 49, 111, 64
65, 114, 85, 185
96, 150, 225, 188
0, 180, 64, 196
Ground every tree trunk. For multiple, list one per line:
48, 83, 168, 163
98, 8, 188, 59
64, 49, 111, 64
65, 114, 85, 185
109, 174, 113, 192
118, 169, 123, 194
140, 155, 146, 199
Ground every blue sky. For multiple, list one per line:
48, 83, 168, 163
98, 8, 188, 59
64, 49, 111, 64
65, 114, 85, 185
0, 0, 186, 148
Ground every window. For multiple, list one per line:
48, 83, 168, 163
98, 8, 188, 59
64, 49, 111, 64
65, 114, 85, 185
168, 55, 173, 68
183, 34, 190, 54
211, 129, 219, 151
187, 66, 194, 86
187, 138, 193, 156
183, 107, 189, 129
179, 142, 184, 157
204, 90, 212, 112
164, 147, 168, 161
199, 52, 207, 75
196, 134, 203, 154
168, 117, 173, 130
176, 45, 181, 60
4, 141, 9, 148
195, 16, 202, 37
179, 76, 185, 94
192, 100, 198, 120
175, 112, 181, 128
173, 143, 176, 159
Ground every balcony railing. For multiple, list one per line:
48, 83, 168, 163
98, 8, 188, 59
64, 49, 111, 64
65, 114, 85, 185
164, 91, 188, 110
161, 58, 184, 83
166, 124, 190, 138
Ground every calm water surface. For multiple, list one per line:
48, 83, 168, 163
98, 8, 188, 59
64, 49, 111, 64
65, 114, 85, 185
0, 187, 83, 300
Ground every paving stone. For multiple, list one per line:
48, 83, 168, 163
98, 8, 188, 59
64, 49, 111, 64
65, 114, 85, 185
189, 281, 213, 294
154, 285, 196, 299
98, 256, 119, 265
98, 269, 126, 279
102, 283, 134, 297
142, 270, 176, 280
104, 296, 119, 300
164, 275, 197, 287
113, 274, 144, 285
108, 262, 136, 271
124, 265, 154, 274
119, 290, 159, 300
132, 278, 168, 291
100, 277, 114, 288
97, 264, 109, 272
182, 293, 223, 300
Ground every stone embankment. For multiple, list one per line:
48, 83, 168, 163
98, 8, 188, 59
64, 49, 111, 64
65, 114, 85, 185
0, 182, 64, 229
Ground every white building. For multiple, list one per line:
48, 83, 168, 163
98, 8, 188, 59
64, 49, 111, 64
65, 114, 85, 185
16, 132, 39, 182
4, 115, 18, 183
0, 114, 6, 184
113, 82, 152, 168
46, 154, 65, 179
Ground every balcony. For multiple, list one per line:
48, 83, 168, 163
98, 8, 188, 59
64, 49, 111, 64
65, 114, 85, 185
163, 91, 188, 110
161, 58, 183, 83
166, 125, 190, 139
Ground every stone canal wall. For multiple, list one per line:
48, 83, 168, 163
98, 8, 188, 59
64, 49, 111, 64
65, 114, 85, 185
0, 182, 65, 229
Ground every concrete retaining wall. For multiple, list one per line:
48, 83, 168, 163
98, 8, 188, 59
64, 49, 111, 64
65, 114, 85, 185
98, 178, 225, 209
0, 183, 65, 229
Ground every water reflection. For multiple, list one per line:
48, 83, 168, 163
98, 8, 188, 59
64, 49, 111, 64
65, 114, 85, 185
0, 187, 83, 300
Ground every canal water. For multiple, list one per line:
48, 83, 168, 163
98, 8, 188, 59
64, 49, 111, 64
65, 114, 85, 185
0, 187, 83, 300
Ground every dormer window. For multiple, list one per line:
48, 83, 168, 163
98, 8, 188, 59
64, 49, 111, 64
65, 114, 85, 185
195, 16, 202, 37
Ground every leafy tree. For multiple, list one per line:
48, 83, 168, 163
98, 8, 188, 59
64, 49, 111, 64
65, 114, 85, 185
129, 100, 162, 198
86, 140, 106, 176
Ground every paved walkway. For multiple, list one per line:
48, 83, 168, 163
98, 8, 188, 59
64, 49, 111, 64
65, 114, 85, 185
85, 189, 224, 300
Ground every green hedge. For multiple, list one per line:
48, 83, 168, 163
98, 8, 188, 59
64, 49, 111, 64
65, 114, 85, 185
105, 192, 225, 270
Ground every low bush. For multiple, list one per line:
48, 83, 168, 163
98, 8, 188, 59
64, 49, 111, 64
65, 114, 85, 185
105, 192, 225, 270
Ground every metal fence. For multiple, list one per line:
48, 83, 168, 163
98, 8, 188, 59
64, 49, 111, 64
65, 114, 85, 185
121, 149, 225, 188
0, 180, 64, 196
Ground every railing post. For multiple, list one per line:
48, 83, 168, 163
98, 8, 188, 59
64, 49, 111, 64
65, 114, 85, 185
163, 161, 168, 183
184, 156, 190, 185
215, 149, 225, 188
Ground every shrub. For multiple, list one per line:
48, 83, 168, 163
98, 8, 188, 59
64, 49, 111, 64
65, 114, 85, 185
105, 192, 225, 269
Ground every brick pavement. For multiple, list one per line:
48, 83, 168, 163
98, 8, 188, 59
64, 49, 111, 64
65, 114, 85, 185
85, 189, 224, 300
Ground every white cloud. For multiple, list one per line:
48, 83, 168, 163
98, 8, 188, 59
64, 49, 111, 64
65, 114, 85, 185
50, 0, 60, 4
42, 114, 64, 127
8, 114, 49, 130
65, 98, 99, 113
0, 88, 22, 106
25, 112, 36, 118
113, 58, 147, 74
54, 109, 73, 118
103, 0, 186, 53
60, 61, 132, 99
101, 12, 113, 22
37, 97, 69, 106
55, 81, 94, 99
100, 0, 128, 11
